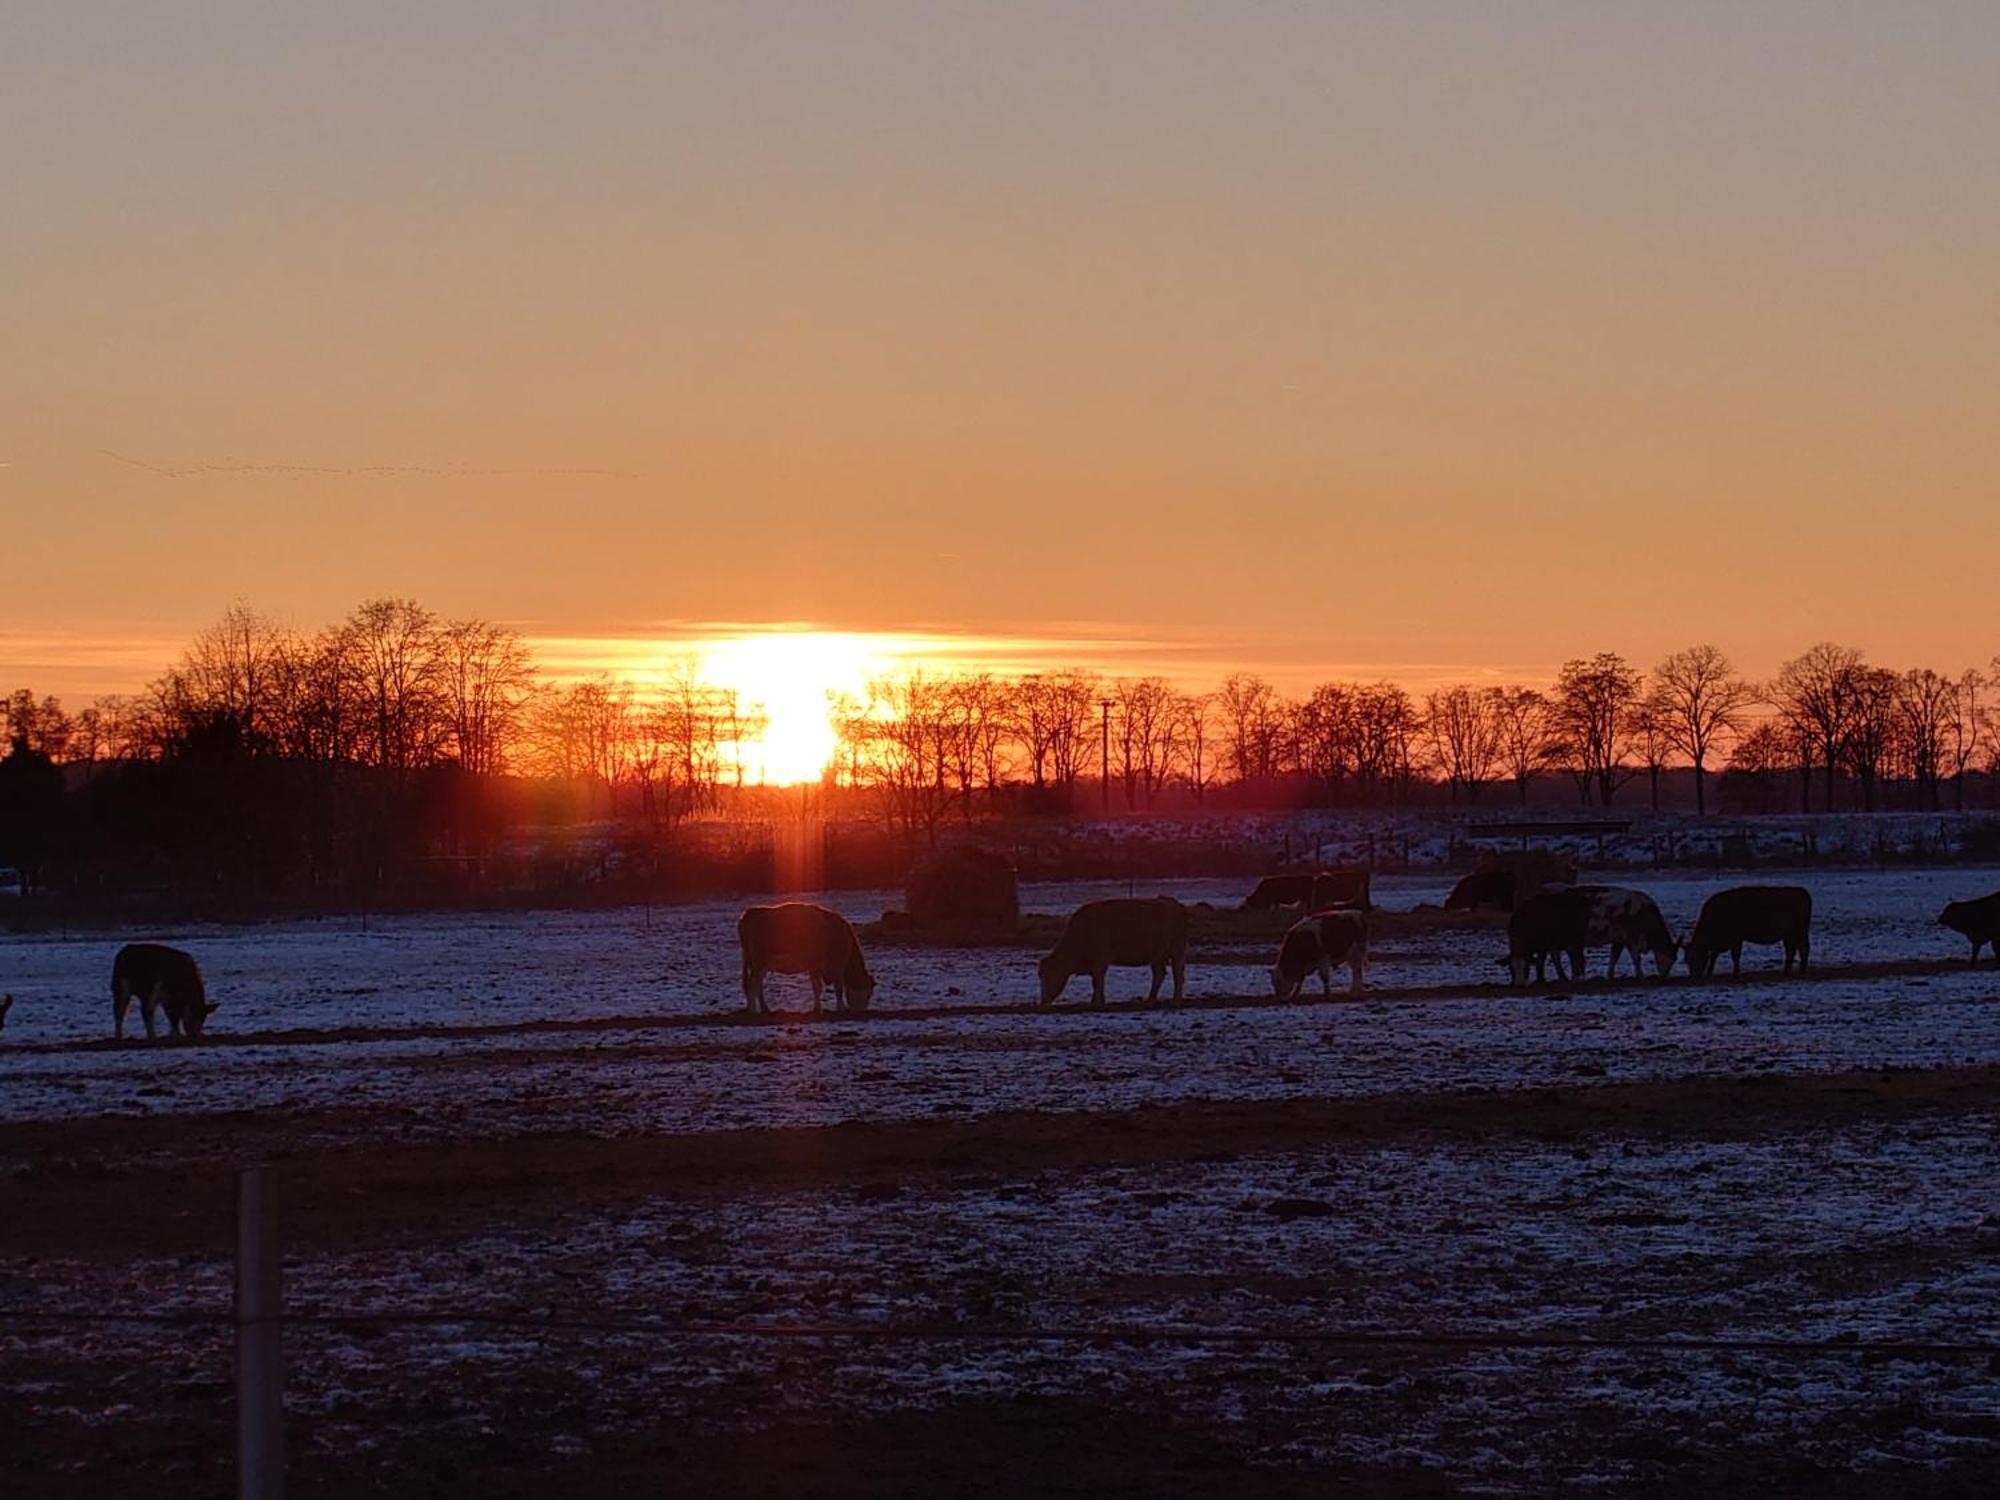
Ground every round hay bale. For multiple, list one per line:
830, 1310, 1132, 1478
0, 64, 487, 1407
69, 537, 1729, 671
905, 845, 1020, 928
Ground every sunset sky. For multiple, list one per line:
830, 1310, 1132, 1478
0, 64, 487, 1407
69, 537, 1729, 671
5, 3, 1997, 705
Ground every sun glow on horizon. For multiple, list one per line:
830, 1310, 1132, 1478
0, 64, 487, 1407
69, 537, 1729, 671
694, 632, 900, 786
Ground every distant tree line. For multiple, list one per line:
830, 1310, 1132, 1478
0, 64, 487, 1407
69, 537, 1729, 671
4, 603, 1999, 901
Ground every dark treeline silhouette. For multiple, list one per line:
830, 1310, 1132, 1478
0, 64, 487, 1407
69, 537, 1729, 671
3, 602, 1998, 912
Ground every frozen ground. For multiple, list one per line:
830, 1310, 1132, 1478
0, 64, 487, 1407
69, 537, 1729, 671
4, 866, 1998, 1495
2, 870, 1996, 1131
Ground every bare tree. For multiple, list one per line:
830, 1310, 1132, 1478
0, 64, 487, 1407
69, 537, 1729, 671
1491, 687, 1548, 804
1652, 645, 1753, 816
1943, 668, 1987, 811
1294, 682, 1356, 803
1172, 691, 1218, 803
1773, 642, 1865, 813
436, 619, 533, 776
1114, 676, 1176, 809
1839, 665, 1900, 811
1423, 685, 1503, 803
345, 598, 444, 772
1896, 667, 1958, 812
1548, 654, 1641, 805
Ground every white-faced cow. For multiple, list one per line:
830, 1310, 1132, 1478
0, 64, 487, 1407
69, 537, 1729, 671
1038, 897, 1188, 1006
111, 943, 216, 1043
1683, 886, 1812, 980
1937, 892, 2000, 965
1271, 909, 1369, 999
738, 904, 876, 1015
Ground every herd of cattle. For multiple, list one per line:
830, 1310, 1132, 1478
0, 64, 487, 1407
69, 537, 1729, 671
1, 883, 1997, 1040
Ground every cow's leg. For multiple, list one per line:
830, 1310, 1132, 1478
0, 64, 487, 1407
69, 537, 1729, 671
808, 974, 824, 1013
113, 981, 131, 1044
1090, 966, 1107, 1007
1318, 960, 1334, 998
1171, 955, 1186, 1003
1351, 941, 1368, 996
142, 983, 162, 1041
1730, 945, 1743, 977
1145, 963, 1165, 1004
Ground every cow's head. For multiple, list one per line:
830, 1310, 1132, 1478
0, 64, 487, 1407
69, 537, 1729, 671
1938, 901, 1967, 932
1269, 963, 1299, 999
845, 972, 875, 1013
1036, 954, 1067, 1006
185, 999, 219, 1039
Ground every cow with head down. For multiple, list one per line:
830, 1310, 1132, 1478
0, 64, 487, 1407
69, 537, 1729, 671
1570, 885, 1678, 979
1271, 909, 1368, 999
1938, 892, 2000, 965
738, 903, 876, 1015
1038, 897, 1188, 1006
1683, 885, 1812, 980
1507, 888, 1591, 986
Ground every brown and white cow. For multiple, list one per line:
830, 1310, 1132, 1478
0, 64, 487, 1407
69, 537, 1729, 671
738, 904, 876, 1015
1569, 886, 1678, 979
1270, 909, 1369, 999
1038, 897, 1188, 1006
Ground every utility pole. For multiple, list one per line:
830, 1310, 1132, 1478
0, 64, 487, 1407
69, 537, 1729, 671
1099, 697, 1113, 816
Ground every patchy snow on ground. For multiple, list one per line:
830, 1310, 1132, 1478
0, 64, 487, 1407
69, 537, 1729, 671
9, 1115, 1995, 1491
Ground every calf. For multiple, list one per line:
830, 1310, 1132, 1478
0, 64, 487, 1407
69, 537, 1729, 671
111, 943, 216, 1043
1039, 897, 1188, 1006
1684, 886, 1812, 980
1506, 888, 1592, 986
1270, 909, 1369, 999
1937, 892, 2000, 964
738, 904, 876, 1015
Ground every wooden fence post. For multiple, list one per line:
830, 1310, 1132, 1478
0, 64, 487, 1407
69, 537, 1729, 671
236, 1167, 284, 1500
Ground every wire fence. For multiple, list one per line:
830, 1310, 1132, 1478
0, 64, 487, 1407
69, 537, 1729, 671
7, 1304, 1998, 1361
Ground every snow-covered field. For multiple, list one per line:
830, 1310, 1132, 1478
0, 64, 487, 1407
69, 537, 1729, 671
5, 867, 1998, 1494
3, 870, 1997, 1130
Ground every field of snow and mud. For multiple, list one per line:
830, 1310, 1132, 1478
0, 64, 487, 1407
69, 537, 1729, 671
4, 865, 1998, 1496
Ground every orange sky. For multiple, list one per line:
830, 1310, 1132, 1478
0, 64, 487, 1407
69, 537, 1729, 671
5, 4, 1997, 704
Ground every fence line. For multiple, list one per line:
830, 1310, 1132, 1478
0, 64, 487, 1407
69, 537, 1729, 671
6, 1305, 1997, 1361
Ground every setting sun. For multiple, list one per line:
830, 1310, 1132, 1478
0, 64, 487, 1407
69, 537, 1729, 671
694, 632, 895, 786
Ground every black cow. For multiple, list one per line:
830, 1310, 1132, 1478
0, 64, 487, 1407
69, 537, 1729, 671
1445, 870, 1515, 912
1938, 892, 2000, 965
111, 943, 216, 1043
1683, 886, 1812, 980
1506, 889, 1592, 986
0, 994, 12, 1030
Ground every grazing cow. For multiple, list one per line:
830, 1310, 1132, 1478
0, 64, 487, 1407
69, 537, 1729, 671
1309, 870, 1372, 912
1243, 870, 1372, 912
1569, 885, 1678, 979
738, 904, 876, 1015
1271, 910, 1369, 999
0, 994, 11, 1029
1445, 870, 1515, 912
1506, 888, 1592, 986
1242, 874, 1318, 910
1038, 897, 1188, 1006
1684, 886, 1812, 980
111, 943, 216, 1043
1937, 892, 2000, 964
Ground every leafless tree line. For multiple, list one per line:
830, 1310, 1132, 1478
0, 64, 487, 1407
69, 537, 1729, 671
8, 612, 2000, 821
